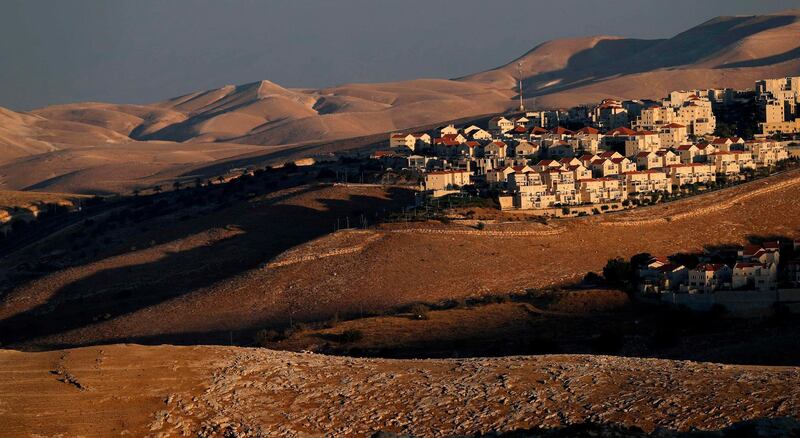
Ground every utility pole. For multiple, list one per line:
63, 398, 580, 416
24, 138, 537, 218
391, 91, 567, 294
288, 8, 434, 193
517, 61, 525, 112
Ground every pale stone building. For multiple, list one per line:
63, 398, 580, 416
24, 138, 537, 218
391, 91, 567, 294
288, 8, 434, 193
424, 170, 471, 191
621, 170, 672, 194
658, 123, 688, 149
488, 117, 514, 133
577, 177, 627, 204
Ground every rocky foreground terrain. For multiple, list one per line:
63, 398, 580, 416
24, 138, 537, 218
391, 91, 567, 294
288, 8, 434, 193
1, 345, 799, 436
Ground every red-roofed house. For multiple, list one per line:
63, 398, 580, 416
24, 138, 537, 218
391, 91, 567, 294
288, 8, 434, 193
512, 140, 540, 158
488, 116, 514, 133
578, 153, 600, 168
686, 263, 732, 293
456, 140, 482, 158
636, 151, 660, 170
599, 151, 624, 160
566, 164, 592, 181
529, 126, 549, 136
468, 128, 492, 141
625, 130, 661, 156
655, 150, 681, 167
659, 123, 688, 149
606, 126, 637, 136
483, 140, 508, 158
390, 133, 430, 151
591, 158, 620, 178
432, 137, 461, 156
532, 159, 563, 172
732, 262, 777, 291
611, 157, 637, 174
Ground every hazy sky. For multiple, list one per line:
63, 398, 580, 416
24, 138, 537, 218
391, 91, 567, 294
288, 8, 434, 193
1, 0, 797, 110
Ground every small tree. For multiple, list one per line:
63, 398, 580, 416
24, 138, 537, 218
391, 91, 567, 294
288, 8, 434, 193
603, 257, 633, 288
630, 252, 652, 269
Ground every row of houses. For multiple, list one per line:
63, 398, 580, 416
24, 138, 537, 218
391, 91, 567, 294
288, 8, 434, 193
379, 82, 793, 207
381, 121, 790, 208
390, 122, 787, 171
640, 240, 800, 295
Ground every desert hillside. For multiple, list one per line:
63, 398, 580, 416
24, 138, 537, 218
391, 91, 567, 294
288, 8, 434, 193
461, 10, 800, 107
0, 10, 798, 194
2, 344, 799, 437
3, 168, 800, 351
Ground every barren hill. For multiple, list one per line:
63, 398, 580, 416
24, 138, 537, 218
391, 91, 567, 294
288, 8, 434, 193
0, 10, 798, 194
460, 9, 800, 107
3, 169, 800, 351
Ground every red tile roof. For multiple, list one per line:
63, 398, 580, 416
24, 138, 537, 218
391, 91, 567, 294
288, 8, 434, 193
696, 263, 728, 272
427, 170, 470, 175
550, 127, 574, 135
607, 127, 637, 136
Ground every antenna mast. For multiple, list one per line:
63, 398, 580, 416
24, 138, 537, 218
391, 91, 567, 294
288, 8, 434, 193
517, 61, 524, 112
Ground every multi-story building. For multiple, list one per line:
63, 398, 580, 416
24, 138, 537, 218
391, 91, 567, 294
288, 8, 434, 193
577, 177, 627, 204
621, 170, 672, 194
624, 130, 660, 156
424, 170, 471, 192
634, 93, 716, 136
591, 99, 629, 129
732, 262, 777, 291
666, 163, 716, 187
708, 152, 742, 176
389, 133, 431, 151
756, 77, 800, 134
488, 116, 514, 133
658, 123, 689, 149
685, 264, 732, 293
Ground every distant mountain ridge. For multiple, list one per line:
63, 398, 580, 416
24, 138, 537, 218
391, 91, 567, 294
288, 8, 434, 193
0, 9, 799, 193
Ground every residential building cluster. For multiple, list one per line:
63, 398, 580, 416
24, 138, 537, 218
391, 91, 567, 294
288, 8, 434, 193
638, 239, 800, 295
757, 76, 800, 135
375, 80, 793, 210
